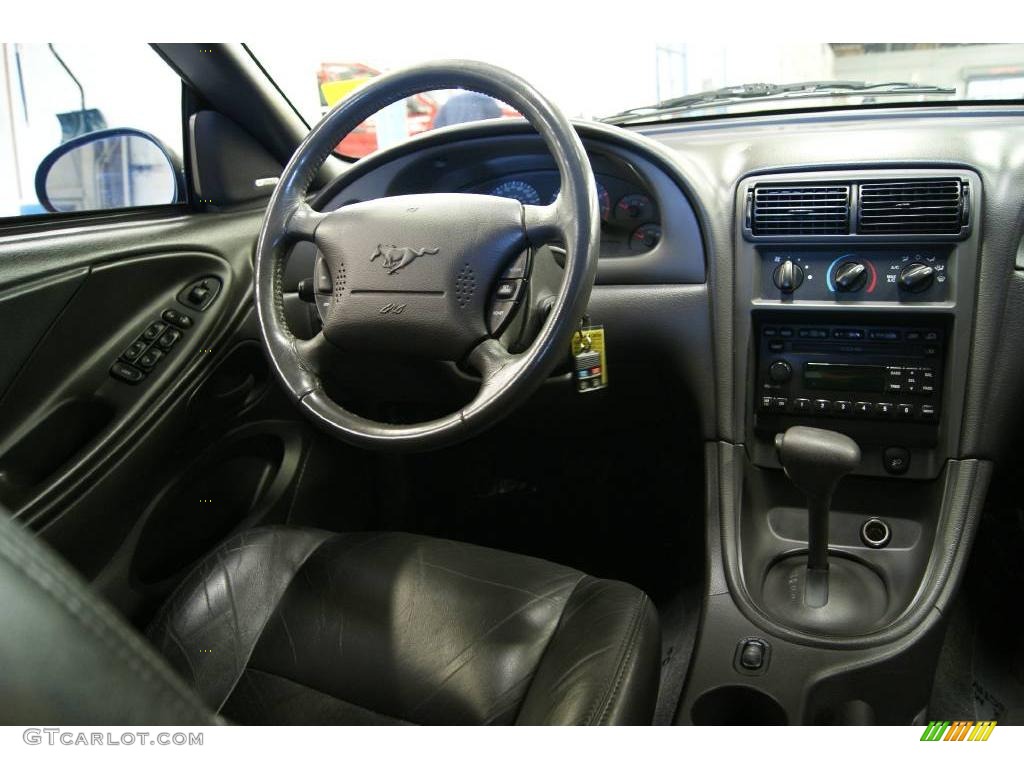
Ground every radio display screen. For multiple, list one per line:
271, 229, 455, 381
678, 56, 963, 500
803, 363, 885, 393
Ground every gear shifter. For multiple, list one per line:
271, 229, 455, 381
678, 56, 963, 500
774, 426, 861, 608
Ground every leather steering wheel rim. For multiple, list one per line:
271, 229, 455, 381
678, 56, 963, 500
254, 60, 600, 451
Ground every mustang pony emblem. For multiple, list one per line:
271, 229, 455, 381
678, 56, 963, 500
370, 244, 439, 274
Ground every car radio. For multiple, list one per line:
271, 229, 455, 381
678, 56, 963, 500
754, 321, 944, 428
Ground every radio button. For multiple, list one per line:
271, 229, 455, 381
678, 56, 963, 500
896, 403, 915, 418
833, 400, 853, 415
769, 341, 784, 352
874, 402, 895, 417
813, 399, 832, 413
854, 401, 873, 416
779, 328, 793, 338
832, 329, 865, 340
886, 383, 903, 394
772, 397, 789, 412
759, 395, 774, 412
799, 328, 829, 339
793, 398, 812, 413
920, 384, 935, 396
919, 404, 938, 420
763, 328, 778, 337
869, 329, 901, 341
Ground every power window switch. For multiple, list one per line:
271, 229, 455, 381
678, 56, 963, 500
156, 328, 182, 350
137, 348, 164, 370
142, 321, 167, 341
121, 340, 148, 362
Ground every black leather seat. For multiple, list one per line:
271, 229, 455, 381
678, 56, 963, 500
0, 512, 661, 725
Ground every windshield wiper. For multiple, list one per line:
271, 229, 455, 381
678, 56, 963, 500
602, 80, 957, 124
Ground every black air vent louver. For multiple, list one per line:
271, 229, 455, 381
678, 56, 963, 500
751, 185, 850, 236
858, 178, 967, 235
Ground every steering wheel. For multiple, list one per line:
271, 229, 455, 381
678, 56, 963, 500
254, 60, 600, 450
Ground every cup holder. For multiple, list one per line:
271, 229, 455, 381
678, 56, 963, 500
691, 685, 788, 725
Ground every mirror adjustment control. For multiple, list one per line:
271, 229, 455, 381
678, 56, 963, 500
177, 276, 222, 311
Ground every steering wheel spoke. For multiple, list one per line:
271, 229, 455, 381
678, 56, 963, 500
293, 331, 333, 376
523, 201, 565, 245
286, 202, 329, 243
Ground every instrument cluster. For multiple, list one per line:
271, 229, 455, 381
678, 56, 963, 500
466, 171, 661, 255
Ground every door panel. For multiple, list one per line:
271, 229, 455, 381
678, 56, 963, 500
0, 208, 264, 557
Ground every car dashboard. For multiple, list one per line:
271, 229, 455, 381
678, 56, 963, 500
280, 105, 1024, 726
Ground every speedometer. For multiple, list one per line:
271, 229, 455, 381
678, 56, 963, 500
490, 180, 541, 205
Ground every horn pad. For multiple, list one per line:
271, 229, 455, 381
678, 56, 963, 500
313, 193, 527, 360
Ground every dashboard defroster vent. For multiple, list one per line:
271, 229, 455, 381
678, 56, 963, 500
858, 178, 968, 235
750, 185, 850, 236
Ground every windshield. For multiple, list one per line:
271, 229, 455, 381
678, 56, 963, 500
254, 43, 1024, 158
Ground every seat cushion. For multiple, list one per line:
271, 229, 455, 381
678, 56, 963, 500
148, 527, 661, 725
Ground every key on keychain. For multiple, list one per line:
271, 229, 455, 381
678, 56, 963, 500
572, 316, 608, 393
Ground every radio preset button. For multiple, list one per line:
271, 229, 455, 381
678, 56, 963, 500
813, 399, 832, 413
854, 401, 872, 415
793, 398, 812, 413
833, 400, 852, 415
874, 402, 895, 417
896, 403, 915, 418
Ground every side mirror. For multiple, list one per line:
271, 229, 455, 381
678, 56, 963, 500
34, 128, 183, 214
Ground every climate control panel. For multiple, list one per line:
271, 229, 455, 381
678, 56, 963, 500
761, 247, 949, 302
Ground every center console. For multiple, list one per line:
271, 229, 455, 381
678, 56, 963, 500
677, 168, 989, 725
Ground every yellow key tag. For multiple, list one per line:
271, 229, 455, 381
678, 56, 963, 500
572, 323, 607, 392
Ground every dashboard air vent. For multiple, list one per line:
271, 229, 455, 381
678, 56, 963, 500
751, 185, 850, 236
858, 178, 967, 235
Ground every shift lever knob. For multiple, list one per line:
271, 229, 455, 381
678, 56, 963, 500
774, 426, 861, 607
774, 426, 861, 504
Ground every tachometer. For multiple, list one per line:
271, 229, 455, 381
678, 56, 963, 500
490, 179, 541, 205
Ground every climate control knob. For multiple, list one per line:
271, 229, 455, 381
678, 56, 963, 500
833, 260, 868, 293
773, 260, 804, 293
898, 262, 936, 293
769, 359, 793, 384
